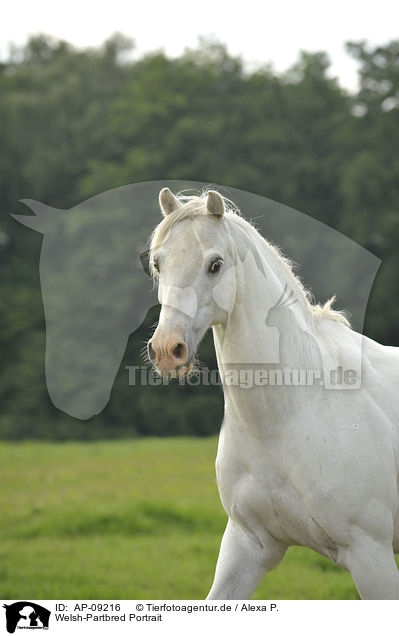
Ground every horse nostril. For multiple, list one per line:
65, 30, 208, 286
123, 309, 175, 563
172, 343, 185, 360
147, 341, 156, 363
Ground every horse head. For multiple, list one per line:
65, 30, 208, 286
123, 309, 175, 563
147, 188, 234, 376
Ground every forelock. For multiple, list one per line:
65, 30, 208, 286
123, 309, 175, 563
149, 191, 236, 254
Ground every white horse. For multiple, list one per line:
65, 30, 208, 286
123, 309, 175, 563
147, 187, 399, 599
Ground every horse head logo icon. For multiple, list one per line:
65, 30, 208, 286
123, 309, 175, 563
2, 602, 50, 634
265, 283, 325, 375
265, 283, 298, 328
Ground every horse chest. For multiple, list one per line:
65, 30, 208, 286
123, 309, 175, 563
215, 434, 337, 552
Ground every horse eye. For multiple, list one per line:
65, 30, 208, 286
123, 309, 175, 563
152, 260, 160, 273
209, 259, 223, 273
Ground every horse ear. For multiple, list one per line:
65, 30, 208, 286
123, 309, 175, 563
11, 199, 60, 234
159, 188, 180, 217
206, 190, 225, 217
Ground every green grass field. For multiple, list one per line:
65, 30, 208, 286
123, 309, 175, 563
0, 437, 362, 599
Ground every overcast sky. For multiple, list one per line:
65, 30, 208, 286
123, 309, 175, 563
2, 0, 398, 91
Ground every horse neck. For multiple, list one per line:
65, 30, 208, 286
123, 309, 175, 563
216, 222, 314, 364
212, 223, 320, 428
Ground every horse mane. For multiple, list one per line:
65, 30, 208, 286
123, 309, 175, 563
149, 189, 351, 328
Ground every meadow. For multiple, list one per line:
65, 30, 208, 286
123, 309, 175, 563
0, 437, 361, 599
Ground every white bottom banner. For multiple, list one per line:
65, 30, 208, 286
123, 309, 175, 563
1, 600, 398, 635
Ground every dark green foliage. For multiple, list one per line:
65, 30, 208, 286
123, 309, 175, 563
0, 35, 398, 439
